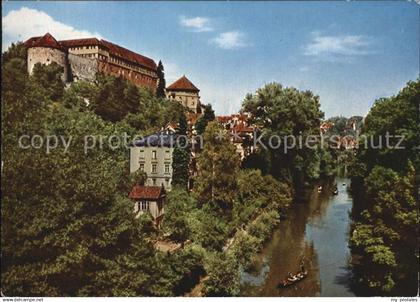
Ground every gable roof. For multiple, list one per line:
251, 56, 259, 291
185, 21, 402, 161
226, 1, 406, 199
100, 39, 157, 71
129, 185, 166, 200
132, 131, 177, 147
24, 33, 65, 51
166, 75, 199, 92
60, 38, 101, 48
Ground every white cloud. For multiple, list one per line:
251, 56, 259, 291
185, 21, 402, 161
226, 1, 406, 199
303, 31, 374, 59
179, 16, 213, 32
211, 31, 246, 49
2, 7, 102, 51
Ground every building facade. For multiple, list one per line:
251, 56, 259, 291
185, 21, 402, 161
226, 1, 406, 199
130, 132, 175, 190
25, 33, 158, 91
129, 184, 166, 227
166, 75, 201, 113
217, 113, 255, 160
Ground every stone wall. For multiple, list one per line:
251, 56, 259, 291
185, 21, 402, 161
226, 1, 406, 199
98, 60, 157, 91
27, 47, 68, 82
68, 53, 98, 82
167, 90, 200, 113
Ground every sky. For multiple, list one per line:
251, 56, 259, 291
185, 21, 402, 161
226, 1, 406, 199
2, 1, 419, 117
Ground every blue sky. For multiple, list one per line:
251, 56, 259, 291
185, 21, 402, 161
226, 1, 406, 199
2, 1, 419, 117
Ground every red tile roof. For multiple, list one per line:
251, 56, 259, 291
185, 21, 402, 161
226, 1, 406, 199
60, 38, 101, 47
100, 39, 157, 71
187, 112, 201, 125
167, 75, 199, 92
232, 123, 254, 133
216, 116, 231, 123
24, 33, 65, 51
129, 185, 166, 200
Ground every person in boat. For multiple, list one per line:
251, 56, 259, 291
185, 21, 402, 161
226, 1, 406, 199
300, 261, 305, 273
287, 272, 298, 282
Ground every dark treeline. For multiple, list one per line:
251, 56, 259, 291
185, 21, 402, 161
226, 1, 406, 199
348, 80, 419, 295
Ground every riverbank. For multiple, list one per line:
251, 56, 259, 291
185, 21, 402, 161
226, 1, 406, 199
240, 177, 355, 296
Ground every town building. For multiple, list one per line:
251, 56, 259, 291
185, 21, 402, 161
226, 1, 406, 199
130, 131, 176, 190
24, 33, 158, 91
216, 113, 255, 159
129, 184, 166, 227
166, 75, 201, 113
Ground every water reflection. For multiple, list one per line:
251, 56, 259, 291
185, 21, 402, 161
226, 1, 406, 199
240, 177, 355, 297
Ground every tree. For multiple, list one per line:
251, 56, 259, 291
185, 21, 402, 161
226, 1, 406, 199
194, 121, 240, 212
2, 42, 27, 64
176, 113, 188, 136
242, 83, 325, 195
172, 114, 190, 189
194, 104, 215, 135
163, 189, 195, 243
348, 79, 420, 295
187, 206, 228, 251
1, 51, 177, 296
203, 253, 240, 296
32, 62, 65, 101
156, 60, 166, 98
172, 146, 190, 189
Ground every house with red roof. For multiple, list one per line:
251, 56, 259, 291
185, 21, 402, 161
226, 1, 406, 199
129, 184, 166, 226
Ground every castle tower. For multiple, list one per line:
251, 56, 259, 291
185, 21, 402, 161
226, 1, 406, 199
166, 75, 201, 113
25, 33, 68, 82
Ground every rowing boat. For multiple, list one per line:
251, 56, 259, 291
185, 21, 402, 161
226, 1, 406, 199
278, 270, 308, 288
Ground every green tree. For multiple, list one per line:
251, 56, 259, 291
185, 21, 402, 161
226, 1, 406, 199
163, 189, 195, 243
0, 52, 178, 296
348, 79, 419, 295
195, 103, 215, 135
242, 83, 324, 195
172, 146, 190, 189
172, 114, 190, 189
194, 121, 240, 212
156, 60, 166, 98
32, 62, 65, 101
203, 253, 240, 297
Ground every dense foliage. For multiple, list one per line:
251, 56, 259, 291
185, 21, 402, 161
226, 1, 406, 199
241, 83, 330, 197
1, 44, 194, 296
348, 80, 419, 295
171, 115, 190, 189
194, 103, 215, 134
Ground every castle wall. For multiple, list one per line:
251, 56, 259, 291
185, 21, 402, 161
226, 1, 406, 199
166, 91, 200, 113
27, 46, 157, 91
27, 47, 68, 82
98, 60, 157, 91
68, 54, 98, 82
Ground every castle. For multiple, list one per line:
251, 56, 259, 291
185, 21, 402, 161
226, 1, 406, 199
24, 33, 158, 91
24, 33, 204, 114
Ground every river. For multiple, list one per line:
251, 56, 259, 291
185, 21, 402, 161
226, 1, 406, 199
240, 177, 355, 297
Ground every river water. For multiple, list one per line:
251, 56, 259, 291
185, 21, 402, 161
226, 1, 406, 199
240, 177, 355, 297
